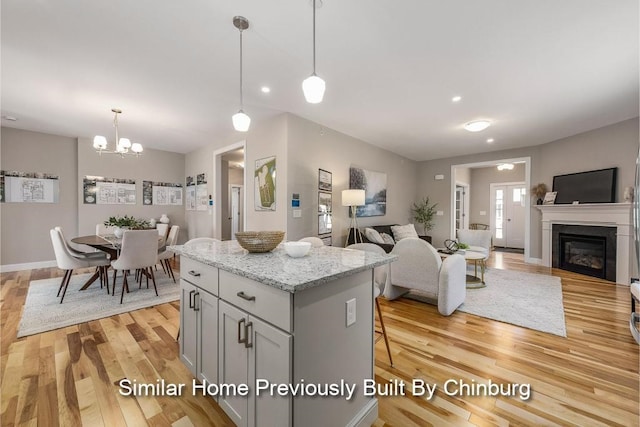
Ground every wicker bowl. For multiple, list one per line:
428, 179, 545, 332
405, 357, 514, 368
235, 231, 285, 253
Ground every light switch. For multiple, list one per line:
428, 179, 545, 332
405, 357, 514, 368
434, 174, 444, 180
436, 211, 444, 216
293, 209, 302, 218
479, 211, 486, 216
346, 298, 356, 326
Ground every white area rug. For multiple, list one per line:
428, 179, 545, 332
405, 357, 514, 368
406, 268, 567, 337
18, 272, 179, 338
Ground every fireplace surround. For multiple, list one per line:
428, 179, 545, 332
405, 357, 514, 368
538, 203, 632, 285
552, 225, 616, 281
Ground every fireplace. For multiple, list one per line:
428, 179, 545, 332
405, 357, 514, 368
552, 224, 616, 282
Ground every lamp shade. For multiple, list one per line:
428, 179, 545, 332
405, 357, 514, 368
302, 74, 326, 104
232, 110, 251, 132
342, 189, 365, 207
93, 135, 107, 150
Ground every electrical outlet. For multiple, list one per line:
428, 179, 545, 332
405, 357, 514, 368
346, 298, 356, 327
293, 209, 302, 218
479, 210, 486, 216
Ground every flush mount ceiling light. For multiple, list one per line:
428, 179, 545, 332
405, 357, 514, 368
302, 0, 326, 103
93, 108, 143, 157
451, 96, 462, 103
464, 120, 491, 132
497, 163, 514, 171
232, 16, 251, 132
261, 86, 271, 93
486, 138, 495, 143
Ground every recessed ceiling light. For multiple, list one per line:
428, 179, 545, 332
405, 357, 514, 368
486, 138, 494, 143
451, 96, 462, 103
2, 115, 17, 121
464, 120, 491, 132
261, 86, 271, 93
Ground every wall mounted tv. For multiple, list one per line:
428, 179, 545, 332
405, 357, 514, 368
552, 167, 617, 204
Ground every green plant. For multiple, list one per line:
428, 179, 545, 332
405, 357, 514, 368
457, 242, 470, 250
411, 197, 438, 233
104, 215, 149, 229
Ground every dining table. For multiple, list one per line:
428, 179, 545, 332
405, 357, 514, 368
71, 234, 166, 290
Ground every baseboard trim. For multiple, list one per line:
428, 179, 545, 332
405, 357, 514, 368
1, 260, 57, 273
525, 257, 543, 265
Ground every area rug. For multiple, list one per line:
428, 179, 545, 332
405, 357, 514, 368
406, 268, 567, 337
18, 272, 179, 338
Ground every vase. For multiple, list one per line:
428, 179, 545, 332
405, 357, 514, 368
160, 214, 170, 224
536, 198, 543, 205
114, 227, 126, 238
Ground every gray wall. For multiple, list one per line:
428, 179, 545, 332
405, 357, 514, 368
77, 138, 186, 241
418, 117, 639, 259
468, 163, 526, 225
1, 128, 79, 265
286, 114, 419, 244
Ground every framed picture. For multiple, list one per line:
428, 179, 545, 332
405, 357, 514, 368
318, 169, 332, 192
543, 191, 557, 205
321, 235, 332, 246
349, 166, 387, 217
318, 192, 332, 213
318, 213, 332, 235
255, 156, 276, 211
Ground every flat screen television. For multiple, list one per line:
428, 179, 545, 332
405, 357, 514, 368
552, 167, 617, 204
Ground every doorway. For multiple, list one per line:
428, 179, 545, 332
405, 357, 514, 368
455, 183, 469, 230
214, 142, 246, 240
229, 185, 243, 239
490, 182, 526, 249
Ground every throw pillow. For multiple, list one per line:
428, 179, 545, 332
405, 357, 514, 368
364, 227, 385, 244
380, 233, 395, 245
391, 224, 419, 241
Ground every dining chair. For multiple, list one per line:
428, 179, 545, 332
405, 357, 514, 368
50, 229, 111, 302
157, 225, 180, 283
298, 236, 324, 247
111, 230, 159, 304
156, 223, 170, 240
55, 226, 111, 291
346, 243, 394, 367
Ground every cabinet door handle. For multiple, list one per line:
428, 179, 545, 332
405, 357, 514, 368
237, 291, 256, 302
188, 270, 201, 277
194, 292, 200, 311
189, 290, 195, 308
244, 321, 253, 348
238, 318, 246, 344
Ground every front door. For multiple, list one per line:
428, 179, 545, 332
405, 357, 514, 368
491, 183, 526, 248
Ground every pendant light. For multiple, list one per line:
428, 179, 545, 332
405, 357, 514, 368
302, 0, 325, 103
232, 16, 251, 132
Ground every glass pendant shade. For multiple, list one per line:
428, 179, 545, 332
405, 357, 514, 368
232, 110, 251, 132
302, 74, 326, 104
131, 143, 143, 153
93, 135, 107, 150
118, 138, 131, 149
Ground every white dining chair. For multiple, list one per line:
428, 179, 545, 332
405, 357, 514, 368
346, 243, 394, 366
111, 230, 159, 304
298, 236, 325, 247
50, 229, 111, 302
156, 223, 169, 240
157, 225, 180, 283
55, 226, 111, 291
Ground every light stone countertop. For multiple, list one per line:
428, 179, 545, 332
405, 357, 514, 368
169, 240, 397, 293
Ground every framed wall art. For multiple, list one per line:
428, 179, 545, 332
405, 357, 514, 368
318, 169, 332, 192
255, 156, 276, 211
349, 166, 387, 217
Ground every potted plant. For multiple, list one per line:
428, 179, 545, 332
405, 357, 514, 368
104, 215, 149, 237
531, 183, 548, 205
411, 197, 438, 236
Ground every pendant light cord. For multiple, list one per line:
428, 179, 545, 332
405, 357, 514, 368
113, 111, 119, 143
312, 0, 316, 74
239, 29, 244, 109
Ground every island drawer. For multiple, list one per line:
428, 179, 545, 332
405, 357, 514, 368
219, 270, 291, 332
181, 258, 219, 296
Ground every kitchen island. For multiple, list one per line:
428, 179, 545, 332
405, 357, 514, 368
169, 240, 396, 427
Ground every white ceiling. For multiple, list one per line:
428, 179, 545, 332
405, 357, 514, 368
2, 0, 638, 161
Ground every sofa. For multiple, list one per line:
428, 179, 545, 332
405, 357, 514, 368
347, 224, 431, 253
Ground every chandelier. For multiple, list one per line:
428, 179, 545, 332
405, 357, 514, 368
93, 108, 143, 156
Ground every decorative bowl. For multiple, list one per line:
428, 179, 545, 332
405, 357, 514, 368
283, 241, 312, 258
235, 231, 285, 253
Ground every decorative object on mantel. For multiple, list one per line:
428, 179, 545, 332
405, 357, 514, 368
93, 108, 143, 157
235, 231, 285, 253
624, 186, 634, 203
411, 196, 438, 235
543, 191, 557, 205
531, 183, 548, 205
104, 215, 150, 238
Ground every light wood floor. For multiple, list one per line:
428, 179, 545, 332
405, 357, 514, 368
1, 253, 638, 426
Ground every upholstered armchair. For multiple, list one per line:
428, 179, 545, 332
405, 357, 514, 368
457, 229, 492, 259
386, 238, 466, 316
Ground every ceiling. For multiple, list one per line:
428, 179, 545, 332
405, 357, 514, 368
2, 1, 638, 161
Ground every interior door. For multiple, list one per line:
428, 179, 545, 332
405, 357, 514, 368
455, 185, 466, 230
491, 183, 525, 249
231, 186, 241, 238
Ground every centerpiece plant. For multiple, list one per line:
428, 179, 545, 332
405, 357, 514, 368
104, 215, 150, 237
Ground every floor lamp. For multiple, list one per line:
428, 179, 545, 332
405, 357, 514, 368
342, 189, 366, 247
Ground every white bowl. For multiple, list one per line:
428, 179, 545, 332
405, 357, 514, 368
284, 241, 312, 258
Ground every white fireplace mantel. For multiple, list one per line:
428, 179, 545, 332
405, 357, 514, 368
536, 203, 632, 285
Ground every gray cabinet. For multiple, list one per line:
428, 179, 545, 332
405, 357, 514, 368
218, 300, 292, 427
